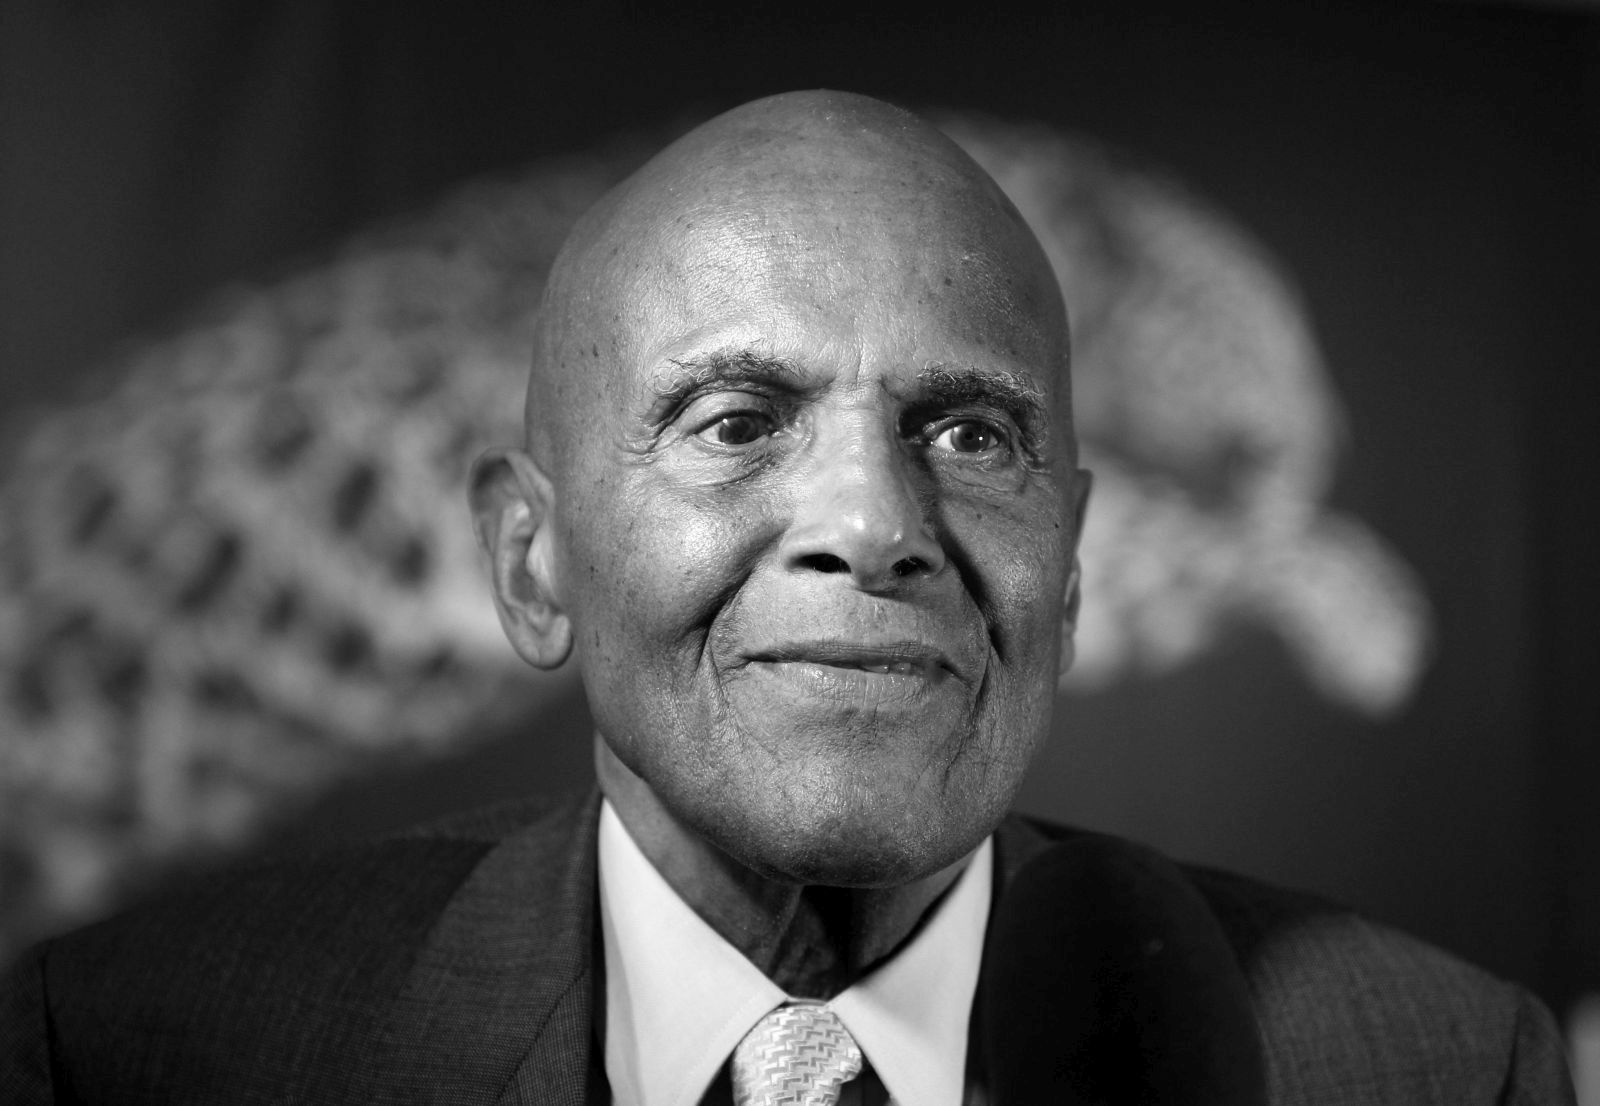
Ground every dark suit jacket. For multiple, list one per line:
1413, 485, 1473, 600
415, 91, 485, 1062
0, 790, 1575, 1104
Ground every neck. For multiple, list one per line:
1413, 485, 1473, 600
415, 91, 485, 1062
596, 737, 971, 999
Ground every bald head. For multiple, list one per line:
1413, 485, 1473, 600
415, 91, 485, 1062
525, 90, 1072, 470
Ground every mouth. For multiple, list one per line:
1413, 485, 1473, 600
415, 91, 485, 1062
844, 659, 924, 676
726, 638, 970, 717
749, 641, 955, 681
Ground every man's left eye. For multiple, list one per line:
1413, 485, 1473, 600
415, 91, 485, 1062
699, 413, 772, 446
930, 420, 1004, 454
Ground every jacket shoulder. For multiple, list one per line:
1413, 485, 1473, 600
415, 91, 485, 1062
996, 815, 1571, 1104
1, 791, 587, 1104
1181, 862, 1573, 1104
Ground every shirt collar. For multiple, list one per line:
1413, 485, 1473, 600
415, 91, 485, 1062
598, 799, 992, 1106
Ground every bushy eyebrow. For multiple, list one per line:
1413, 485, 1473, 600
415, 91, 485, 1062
917, 363, 1050, 433
641, 351, 1052, 448
647, 351, 807, 408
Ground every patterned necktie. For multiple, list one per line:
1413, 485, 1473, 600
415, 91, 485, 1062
729, 1002, 865, 1106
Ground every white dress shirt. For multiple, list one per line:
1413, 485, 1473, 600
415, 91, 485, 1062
598, 800, 993, 1106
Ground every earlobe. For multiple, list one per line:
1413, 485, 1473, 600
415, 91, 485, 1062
468, 446, 573, 670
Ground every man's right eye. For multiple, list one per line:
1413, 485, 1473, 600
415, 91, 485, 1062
697, 412, 772, 446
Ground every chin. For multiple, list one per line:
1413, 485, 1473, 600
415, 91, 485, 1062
753, 842, 924, 890
704, 785, 996, 890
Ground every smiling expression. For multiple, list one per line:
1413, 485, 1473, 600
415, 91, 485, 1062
528, 94, 1087, 887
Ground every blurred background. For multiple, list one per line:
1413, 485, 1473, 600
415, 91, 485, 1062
1, 0, 1595, 1071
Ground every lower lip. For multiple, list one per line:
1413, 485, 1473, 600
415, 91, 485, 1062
738, 660, 952, 710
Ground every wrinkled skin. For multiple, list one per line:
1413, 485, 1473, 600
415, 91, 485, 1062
472, 90, 1088, 993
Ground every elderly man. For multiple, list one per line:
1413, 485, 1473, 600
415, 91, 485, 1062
0, 91, 1575, 1104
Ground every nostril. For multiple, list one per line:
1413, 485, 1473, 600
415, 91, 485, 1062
892, 557, 926, 577
800, 553, 851, 574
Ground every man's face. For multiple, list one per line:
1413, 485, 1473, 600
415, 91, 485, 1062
548, 148, 1084, 889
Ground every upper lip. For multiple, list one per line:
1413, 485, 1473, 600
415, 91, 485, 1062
748, 640, 956, 677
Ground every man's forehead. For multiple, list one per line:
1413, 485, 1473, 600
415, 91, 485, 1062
602, 186, 1067, 381
530, 92, 1071, 443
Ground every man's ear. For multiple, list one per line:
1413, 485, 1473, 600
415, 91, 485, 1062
1060, 468, 1093, 677
468, 446, 573, 670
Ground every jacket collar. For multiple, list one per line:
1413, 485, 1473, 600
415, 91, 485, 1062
366, 790, 604, 1105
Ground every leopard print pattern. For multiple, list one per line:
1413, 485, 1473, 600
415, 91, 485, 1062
0, 116, 1429, 960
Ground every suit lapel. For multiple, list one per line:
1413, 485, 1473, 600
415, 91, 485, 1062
363, 791, 604, 1105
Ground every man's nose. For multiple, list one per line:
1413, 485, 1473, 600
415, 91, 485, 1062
780, 427, 946, 591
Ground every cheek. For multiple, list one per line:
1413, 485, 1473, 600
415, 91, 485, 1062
998, 545, 1071, 659
558, 484, 767, 668
944, 497, 1071, 660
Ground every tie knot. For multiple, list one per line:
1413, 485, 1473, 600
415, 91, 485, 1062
730, 1002, 865, 1106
